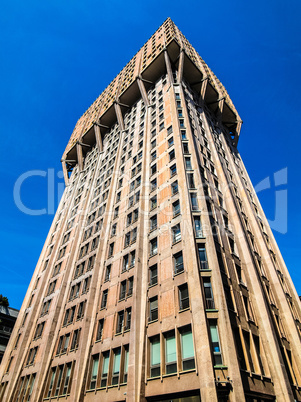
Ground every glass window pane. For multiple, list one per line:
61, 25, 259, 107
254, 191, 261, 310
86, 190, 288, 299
113, 349, 121, 373
181, 329, 194, 359
165, 332, 176, 363
151, 337, 160, 366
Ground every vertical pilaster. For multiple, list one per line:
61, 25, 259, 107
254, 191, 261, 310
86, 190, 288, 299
177, 48, 185, 83
61, 161, 69, 186
76, 142, 84, 172
137, 77, 149, 106
114, 102, 125, 131
164, 49, 174, 85
93, 123, 103, 152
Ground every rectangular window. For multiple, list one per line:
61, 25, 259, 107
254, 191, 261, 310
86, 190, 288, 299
180, 326, 195, 370
150, 195, 157, 210
125, 308, 131, 331
62, 363, 72, 395
190, 193, 198, 211
151, 164, 157, 175
108, 243, 114, 257
151, 178, 157, 192
100, 352, 110, 388
209, 322, 223, 366
150, 215, 157, 231
198, 247, 209, 270
149, 264, 158, 286
130, 250, 136, 268
172, 200, 180, 217
170, 164, 177, 177
90, 355, 99, 389
165, 331, 177, 374
194, 216, 203, 238
111, 349, 121, 387
149, 297, 158, 322
169, 149, 175, 161
174, 251, 184, 274
183, 142, 189, 154
172, 224, 181, 243
179, 284, 190, 310
185, 157, 192, 170
101, 289, 108, 309
187, 173, 195, 188
150, 335, 160, 377
116, 311, 124, 334
105, 265, 111, 281
119, 281, 126, 300
171, 180, 178, 195
96, 319, 104, 341
123, 346, 129, 383
127, 277, 133, 297
150, 238, 158, 256
204, 278, 215, 309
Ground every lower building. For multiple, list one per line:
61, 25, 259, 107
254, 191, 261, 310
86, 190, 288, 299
0, 306, 18, 365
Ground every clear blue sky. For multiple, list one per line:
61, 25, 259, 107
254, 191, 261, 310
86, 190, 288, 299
1, 0, 300, 309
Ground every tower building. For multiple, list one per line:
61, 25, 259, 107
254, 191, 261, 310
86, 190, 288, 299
1, 18, 301, 402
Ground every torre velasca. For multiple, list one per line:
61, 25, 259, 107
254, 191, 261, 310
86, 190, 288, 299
1, 18, 301, 402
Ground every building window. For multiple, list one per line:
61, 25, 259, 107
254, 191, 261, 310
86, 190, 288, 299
179, 284, 190, 310
89, 355, 99, 389
149, 297, 158, 322
112, 348, 121, 385
187, 173, 195, 188
116, 311, 124, 334
149, 264, 158, 286
172, 200, 180, 217
150, 215, 157, 231
183, 142, 189, 154
125, 307, 131, 331
172, 224, 181, 243
198, 246, 209, 270
171, 180, 178, 195
151, 178, 157, 192
180, 326, 195, 370
108, 242, 114, 257
190, 193, 198, 210
124, 232, 131, 247
151, 164, 157, 175
71, 329, 80, 350
150, 238, 158, 256
127, 277, 133, 297
119, 281, 126, 300
185, 157, 192, 170
165, 331, 177, 374
170, 164, 177, 177
150, 195, 157, 210
101, 289, 108, 309
209, 321, 223, 366
151, 150, 156, 161
96, 319, 104, 342
105, 265, 111, 281
168, 136, 174, 147
174, 251, 184, 274
203, 278, 215, 309
194, 216, 203, 238
181, 130, 186, 139
150, 335, 160, 377
123, 346, 129, 383
169, 149, 175, 161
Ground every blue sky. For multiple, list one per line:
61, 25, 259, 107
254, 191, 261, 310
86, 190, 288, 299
1, 0, 300, 309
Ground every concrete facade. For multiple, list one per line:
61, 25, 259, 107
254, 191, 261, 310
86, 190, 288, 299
1, 18, 301, 402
